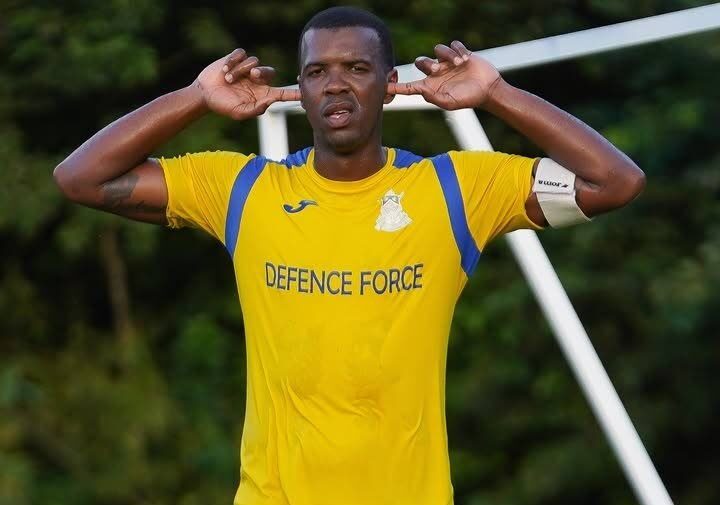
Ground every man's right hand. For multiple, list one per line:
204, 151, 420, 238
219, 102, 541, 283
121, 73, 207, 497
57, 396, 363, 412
195, 48, 301, 120
55, 48, 302, 225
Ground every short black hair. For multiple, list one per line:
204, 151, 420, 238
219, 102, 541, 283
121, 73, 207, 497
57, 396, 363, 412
298, 6, 395, 71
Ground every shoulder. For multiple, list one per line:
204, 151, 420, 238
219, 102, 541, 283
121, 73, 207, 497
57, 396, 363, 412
386, 149, 500, 169
158, 150, 258, 179
444, 150, 537, 181
248, 147, 314, 176
391, 148, 425, 168
277, 147, 313, 169
445, 149, 507, 167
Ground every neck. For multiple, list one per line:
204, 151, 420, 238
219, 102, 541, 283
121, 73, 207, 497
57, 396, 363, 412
313, 141, 387, 182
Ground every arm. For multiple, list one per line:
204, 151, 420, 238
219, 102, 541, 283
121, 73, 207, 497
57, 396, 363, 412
54, 49, 300, 224
389, 41, 646, 227
54, 85, 205, 224
483, 80, 645, 226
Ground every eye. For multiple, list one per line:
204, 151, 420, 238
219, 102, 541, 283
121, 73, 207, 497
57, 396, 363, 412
351, 65, 367, 73
307, 68, 323, 77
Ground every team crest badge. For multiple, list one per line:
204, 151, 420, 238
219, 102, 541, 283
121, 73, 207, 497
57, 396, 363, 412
375, 189, 412, 232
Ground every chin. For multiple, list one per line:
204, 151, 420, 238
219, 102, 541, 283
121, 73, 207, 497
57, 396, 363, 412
324, 130, 365, 153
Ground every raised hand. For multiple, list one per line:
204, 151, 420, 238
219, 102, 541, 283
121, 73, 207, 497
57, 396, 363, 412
194, 48, 301, 120
387, 41, 502, 110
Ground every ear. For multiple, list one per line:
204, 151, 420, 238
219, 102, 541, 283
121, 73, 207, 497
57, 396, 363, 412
384, 68, 398, 104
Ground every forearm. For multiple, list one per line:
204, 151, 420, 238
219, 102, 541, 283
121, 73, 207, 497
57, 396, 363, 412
484, 80, 645, 212
54, 83, 207, 198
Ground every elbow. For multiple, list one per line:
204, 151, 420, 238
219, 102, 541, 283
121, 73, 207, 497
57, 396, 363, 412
578, 160, 646, 217
606, 162, 646, 210
53, 162, 75, 199
53, 161, 90, 203
620, 164, 646, 203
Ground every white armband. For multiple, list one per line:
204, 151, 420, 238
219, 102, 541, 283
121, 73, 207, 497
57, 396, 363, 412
532, 158, 592, 228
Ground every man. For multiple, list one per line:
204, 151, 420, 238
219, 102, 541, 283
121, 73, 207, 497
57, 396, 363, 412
54, 6, 645, 505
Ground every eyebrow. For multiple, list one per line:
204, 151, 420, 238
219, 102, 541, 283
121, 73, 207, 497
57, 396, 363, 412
304, 58, 374, 68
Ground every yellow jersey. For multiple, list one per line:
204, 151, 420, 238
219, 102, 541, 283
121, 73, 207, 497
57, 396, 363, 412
160, 147, 541, 505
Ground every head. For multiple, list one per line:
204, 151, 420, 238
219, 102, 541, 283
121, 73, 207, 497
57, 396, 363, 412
297, 7, 398, 154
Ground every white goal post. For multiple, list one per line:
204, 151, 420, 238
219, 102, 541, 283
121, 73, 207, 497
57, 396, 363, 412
257, 4, 720, 505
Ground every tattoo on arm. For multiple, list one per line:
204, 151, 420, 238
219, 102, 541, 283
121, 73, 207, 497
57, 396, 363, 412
101, 174, 165, 213
102, 174, 139, 208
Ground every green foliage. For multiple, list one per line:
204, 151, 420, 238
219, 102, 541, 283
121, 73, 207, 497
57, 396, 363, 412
1, 1, 719, 504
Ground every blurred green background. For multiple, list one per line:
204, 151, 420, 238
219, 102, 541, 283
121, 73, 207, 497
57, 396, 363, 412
1, 1, 719, 504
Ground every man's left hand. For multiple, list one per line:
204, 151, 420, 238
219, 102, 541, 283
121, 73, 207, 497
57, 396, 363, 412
387, 40, 501, 110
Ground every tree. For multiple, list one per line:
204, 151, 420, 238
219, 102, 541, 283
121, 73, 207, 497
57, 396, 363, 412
1, 1, 718, 504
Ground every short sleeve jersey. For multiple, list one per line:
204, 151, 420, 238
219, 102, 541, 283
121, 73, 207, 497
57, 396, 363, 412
160, 147, 542, 505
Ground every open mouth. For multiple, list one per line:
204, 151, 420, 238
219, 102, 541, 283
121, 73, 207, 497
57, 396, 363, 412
323, 102, 355, 129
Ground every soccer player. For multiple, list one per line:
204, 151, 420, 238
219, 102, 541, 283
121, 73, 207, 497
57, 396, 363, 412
54, 6, 645, 505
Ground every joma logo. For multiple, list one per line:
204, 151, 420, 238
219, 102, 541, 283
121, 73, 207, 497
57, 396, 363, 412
538, 180, 569, 188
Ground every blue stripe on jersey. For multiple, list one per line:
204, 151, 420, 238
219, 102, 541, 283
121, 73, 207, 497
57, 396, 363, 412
393, 149, 424, 168
225, 156, 267, 257
282, 147, 312, 169
431, 153, 481, 276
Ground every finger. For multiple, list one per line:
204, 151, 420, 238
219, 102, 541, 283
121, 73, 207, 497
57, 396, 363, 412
434, 43, 464, 66
386, 80, 427, 96
222, 48, 247, 73
450, 40, 473, 61
249, 66, 276, 84
270, 87, 301, 102
414, 56, 434, 75
225, 56, 259, 83
414, 56, 451, 76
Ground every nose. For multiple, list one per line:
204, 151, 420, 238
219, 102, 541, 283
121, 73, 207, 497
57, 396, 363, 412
323, 67, 350, 95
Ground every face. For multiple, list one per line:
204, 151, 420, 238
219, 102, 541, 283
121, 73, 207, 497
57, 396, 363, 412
298, 27, 397, 153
